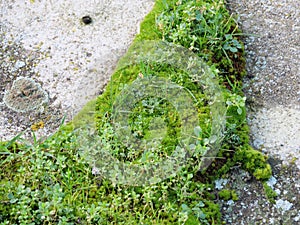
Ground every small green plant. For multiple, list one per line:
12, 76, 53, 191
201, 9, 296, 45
180, 199, 221, 225
226, 93, 246, 115
156, 0, 245, 78
0, 127, 221, 224
223, 34, 242, 54
181, 202, 210, 225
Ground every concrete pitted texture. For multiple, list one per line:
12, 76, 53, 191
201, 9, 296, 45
0, 0, 154, 140
227, 0, 300, 168
219, 0, 300, 224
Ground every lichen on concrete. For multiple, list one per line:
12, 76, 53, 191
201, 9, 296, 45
3, 76, 48, 113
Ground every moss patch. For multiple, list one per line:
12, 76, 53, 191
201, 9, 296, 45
0, 0, 272, 224
263, 182, 278, 204
218, 189, 239, 201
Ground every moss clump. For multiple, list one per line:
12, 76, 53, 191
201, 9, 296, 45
182, 200, 221, 225
218, 189, 239, 201
234, 146, 272, 180
262, 182, 278, 203
92, 0, 271, 223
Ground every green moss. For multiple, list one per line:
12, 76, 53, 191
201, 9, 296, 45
91, 0, 271, 222
71, 98, 98, 129
201, 200, 221, 224
182, 199, 221, 225
218, 189, 239, 201
1, 0, 273, 224
134, 0, 165, 41
185, 215, 202, 225
234, 146, 272, 180
262, 182, 277, 203
231, 190, 239, 201
218, 189, 231, 201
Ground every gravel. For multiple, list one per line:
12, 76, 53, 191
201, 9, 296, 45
216, 164, 300, 224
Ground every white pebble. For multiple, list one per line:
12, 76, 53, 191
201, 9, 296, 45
275, 199, 293, 212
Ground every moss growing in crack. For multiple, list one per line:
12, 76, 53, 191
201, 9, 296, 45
1, 0, 272, 224
218, 189, 239, 201
263, 182, 278, 204
92, 0, 271, 222
234, 146, 272, 180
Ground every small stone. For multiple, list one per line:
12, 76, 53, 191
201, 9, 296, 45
294, 213, 300, 222
227, 200, 234, 206
14, 60, 26, 69
266, 176, 277, 188
82, 16, 93, 25
215, 178, 228, 190
275, 199, 293, 212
